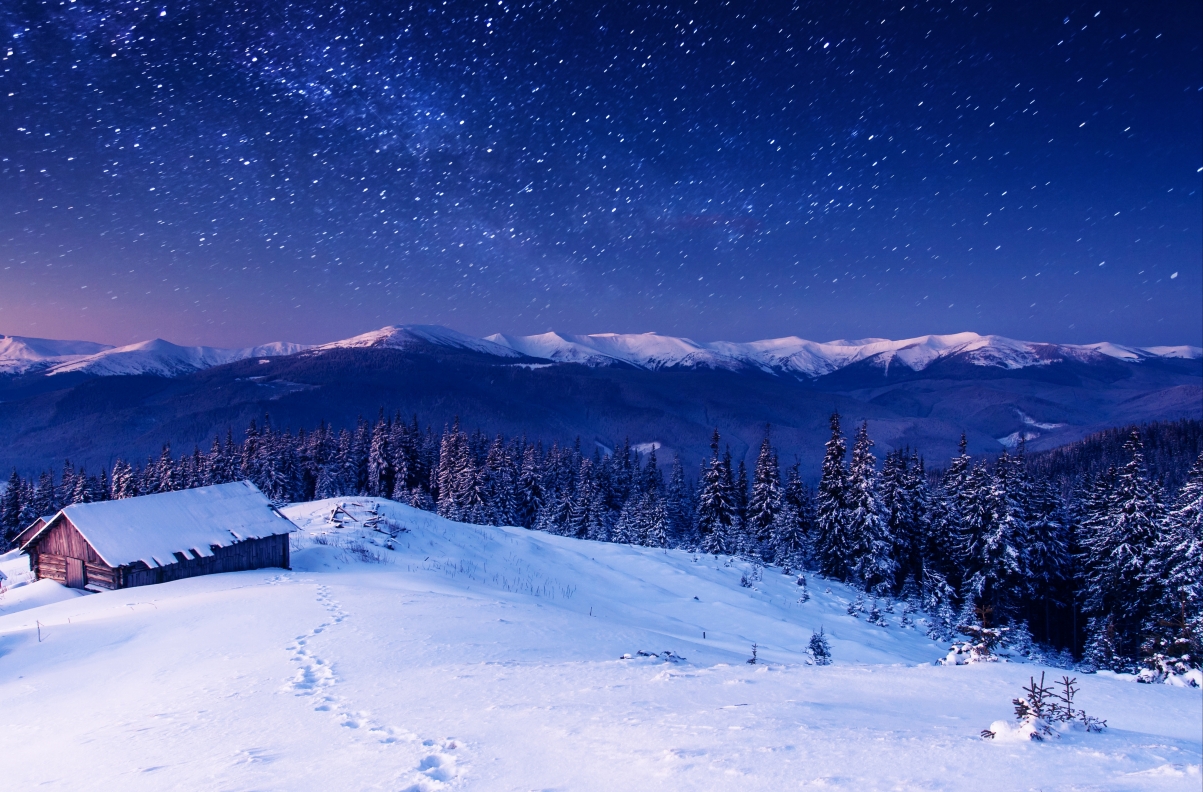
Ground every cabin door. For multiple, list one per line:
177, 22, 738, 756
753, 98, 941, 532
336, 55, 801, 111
65, 557, 86, 588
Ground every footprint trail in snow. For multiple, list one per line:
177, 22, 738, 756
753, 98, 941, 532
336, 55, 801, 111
283, 582, 465, 788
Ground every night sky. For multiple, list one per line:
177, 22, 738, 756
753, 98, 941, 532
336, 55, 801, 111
2, 1, 1200, 348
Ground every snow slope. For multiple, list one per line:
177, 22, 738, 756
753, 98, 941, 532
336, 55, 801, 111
0, 334, 113, 374
0, 499, 1198, 791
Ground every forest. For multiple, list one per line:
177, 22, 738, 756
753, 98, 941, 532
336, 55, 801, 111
2, 413, 1199, 679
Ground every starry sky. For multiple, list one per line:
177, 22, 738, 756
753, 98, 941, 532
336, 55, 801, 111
2, 0, 1200, 348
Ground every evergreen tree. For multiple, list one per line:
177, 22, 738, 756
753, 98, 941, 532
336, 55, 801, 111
1024, 475, 1071, 644
1, 469, 23, 538
33, 470, 57, 515
1149, 453, 1203, 668
845, 422, 895, 591
1079, 431, 1164, 667
697, 430, 736, 554
771, 463, 810, 568
815, 413, 851, 579
514, 441, 544, 528
367, 415, 394, 498
481, 435, 518, 526
747, 432, 782, 554
665, 454, 694, 547
961, 450, 1027, 623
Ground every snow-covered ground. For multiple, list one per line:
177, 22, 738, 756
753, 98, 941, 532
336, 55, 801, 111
0, 499, 1199, 790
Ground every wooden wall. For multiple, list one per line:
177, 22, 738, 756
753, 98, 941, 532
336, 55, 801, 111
120, 533, 290, 588
28, 517, 119, 590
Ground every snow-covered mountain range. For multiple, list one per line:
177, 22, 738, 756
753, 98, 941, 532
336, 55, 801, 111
485, 330, 1201, 376
3, 326, 1198, 379
0, 334, 310, 377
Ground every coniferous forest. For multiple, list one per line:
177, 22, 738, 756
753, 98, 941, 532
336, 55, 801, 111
2, 413, 1199, 676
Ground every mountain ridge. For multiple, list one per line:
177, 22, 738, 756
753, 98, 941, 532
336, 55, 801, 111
4, 326, 1198, 380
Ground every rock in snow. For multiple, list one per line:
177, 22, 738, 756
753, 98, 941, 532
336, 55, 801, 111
0, 498, 1198, 790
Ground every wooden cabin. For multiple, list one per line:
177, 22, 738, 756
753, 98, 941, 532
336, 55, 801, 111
20, 481, 295, 591
12, 514, 55, 551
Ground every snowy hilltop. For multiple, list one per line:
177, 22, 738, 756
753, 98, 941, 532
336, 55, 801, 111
0, 498, 1199, 790
3, 325, 1198, 378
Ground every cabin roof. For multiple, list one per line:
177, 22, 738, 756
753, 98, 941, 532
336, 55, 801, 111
22, 481, 295, 569
13, 514, 55, 547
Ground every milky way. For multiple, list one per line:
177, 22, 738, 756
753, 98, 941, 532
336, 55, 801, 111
1, 1, 1199, 346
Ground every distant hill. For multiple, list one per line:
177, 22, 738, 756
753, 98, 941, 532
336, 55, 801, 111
0, 325, 1199, 477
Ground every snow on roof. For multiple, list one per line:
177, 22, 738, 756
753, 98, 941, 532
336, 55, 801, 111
37, 481, 296, 569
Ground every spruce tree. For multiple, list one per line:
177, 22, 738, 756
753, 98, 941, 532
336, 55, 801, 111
367, 415, 394, 498
697, 430, 736, 554
33, 470, 57, 515
515, 442, 545, 528
1, 469, 23, 537
1079, 431, 1164, 667
747, 432, 782, 555
815, 413, 851, 579
1149, 453, 1203, 668
665, 454, 694, 548
845, 422, 895, 591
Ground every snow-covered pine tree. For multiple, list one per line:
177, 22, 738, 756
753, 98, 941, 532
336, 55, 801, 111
963, 450, 1026, 624
614, 494, 645, 545
1147, 453, 1203, 670
33, 470, 57, 514
735, 457, 750, 529
154, 444, 178, 494
567, 458, 608, 540
881, 449, 926, 588
927, 434, 971, 590
367, 415, 394, 498
1024, 475, 1071, 645
697, 430, 736, 555
0, 469, 23, 538
481, 435, 518, 526
808, 627, 833, 665
746, 431, 782, 557
845, 422, 896, 591
644, 492, 670, 548
1079, 430, 1164, 667
815, 413, 851, 580
514, 441, 545, 528
71, 468, 96, 504
665, 454, 694, 548
58, 460, 77, 504
770, 463, 810, 568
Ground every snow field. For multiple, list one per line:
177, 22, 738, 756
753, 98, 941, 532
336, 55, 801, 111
0, 498, 1198, 790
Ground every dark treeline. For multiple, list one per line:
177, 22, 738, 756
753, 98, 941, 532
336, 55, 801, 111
1027, 419, 1202, 497
1, 411, 1199, 677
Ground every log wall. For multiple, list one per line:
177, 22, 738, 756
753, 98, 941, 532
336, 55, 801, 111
120, 533, 290, 588
28, 517, 119, 590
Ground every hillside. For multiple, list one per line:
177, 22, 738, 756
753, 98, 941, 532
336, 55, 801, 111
0, 499, 1198, 790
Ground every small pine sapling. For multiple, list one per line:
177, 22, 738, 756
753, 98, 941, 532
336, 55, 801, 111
808, 627, 832, 665
740, 573, 752, 588
796, 574, 810, 603
983, 673, 1107, 740
747, 643, 759, 664
1012, 673, 1056, 741
847, 592, 865, 617
866, 599, 887, 627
